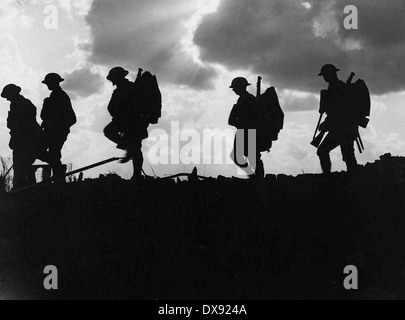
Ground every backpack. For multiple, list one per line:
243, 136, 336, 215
65, 102, 77, 129
345, 78, 371, 128
255, 86, 285, 152
134, 69, 162, 125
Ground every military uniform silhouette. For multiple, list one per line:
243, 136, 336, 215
229, 77, 264, 178
41, 73, 77, 179
104, 67, 149, 181
317, 64, 359, 173
1, 84, 41, 188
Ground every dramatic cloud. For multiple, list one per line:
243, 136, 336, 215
0, 0, 36, 29
63, 65, 105, 99
58, 0, 92, 17
85, 0, 217, 90
281, 91, 319, 112
194, 0, 405, 95
0, 1, 16, 21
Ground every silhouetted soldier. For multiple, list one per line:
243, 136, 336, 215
41, 73, 77, 180
316, 64, 359, 173
104, 67, 149, 182
229, 77, 264, 178
1, 84, 41, 188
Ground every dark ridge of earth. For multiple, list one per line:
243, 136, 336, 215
0, 153, 405, 300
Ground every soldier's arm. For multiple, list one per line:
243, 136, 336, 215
319, 117, 331, 132
228, 105, 239, 127
107, 92, 120, 118
40, 98, 49, 121
27, 99, 37, 120
8, 109, 26, 134
6, 111, 15, 131
61, 93, 76, 127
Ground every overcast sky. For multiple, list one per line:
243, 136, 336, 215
1, 0, 404, 179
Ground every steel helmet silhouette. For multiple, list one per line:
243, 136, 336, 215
1, 84, 22, 99
42, 73, 64, 85
319, 64, 340, 76
107, 67, 129, 82
230, 77, 251, 89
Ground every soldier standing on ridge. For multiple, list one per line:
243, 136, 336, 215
1, 84, 42, 188
228, 77, 265, 178
41, 73, 77, 180
316, 64, 359, 174
104, 67, 149, 182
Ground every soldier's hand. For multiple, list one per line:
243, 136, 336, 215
319, 121, 329, 132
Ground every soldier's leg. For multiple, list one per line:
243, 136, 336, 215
252, 138, 270, 178
48, 132, 68, 179
317, 134, 339, 174
340, 140, 358, 172
24, 153, 37, 185
41, 130, 55, 166
245, 129, 263, 177
130, 138, 144, 181
48, 138, 63, 167
254, 152, 265, 178
25, 167, 36, 185
12, 150, 25, 189
36, 130, 48, 163
12, 143, 37, 188
104, 121, 125, 148
240, 132, 256, 176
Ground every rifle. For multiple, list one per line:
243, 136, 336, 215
9, 157, 125, 194
257, 76, 262, 98
310, 124, 326, 148
356, 133, 365, 154
310, 91, 327, 148
137, 67, 143, 79
133, 68, 143, 88
311, 72, 356, 148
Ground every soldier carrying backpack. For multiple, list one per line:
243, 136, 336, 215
311, 64, 371, 174
1, 84, 42, 188
104, 67, 162, 182
41, 73, 77, 180
255, 76, 284, 153
228, 76, 284, 178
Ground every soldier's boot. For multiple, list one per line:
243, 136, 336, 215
346, 161, 359, 174
250, 160, 265, 179
12, 170, 24, 190
131, 165, 143, 183
255, 155, 265, 179
343, 148, 358, 173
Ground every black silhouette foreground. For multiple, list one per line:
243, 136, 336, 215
312, 64, 371, 174
1, 154, 404, 300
